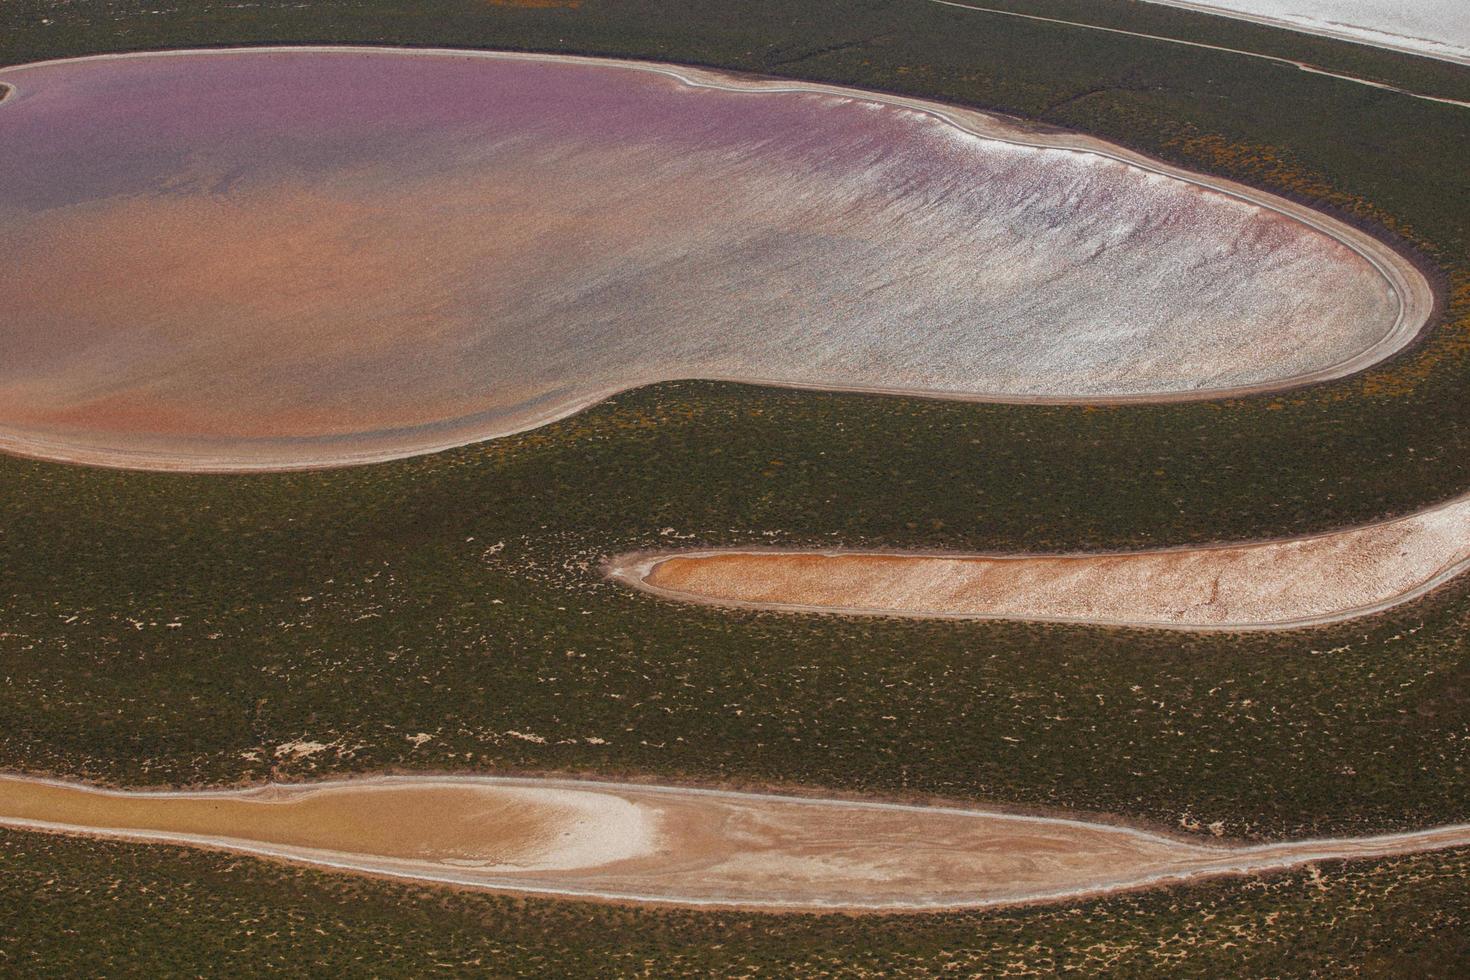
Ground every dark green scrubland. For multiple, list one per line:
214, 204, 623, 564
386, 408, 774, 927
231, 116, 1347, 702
2, 0, 1470, 973
6, 385, 1470, 841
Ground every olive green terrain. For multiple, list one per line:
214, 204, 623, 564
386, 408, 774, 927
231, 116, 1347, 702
9, 385, 1470, 840
2, 0, 1469, 973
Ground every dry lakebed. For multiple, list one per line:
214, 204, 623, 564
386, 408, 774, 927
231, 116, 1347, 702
609, 491, 1470, 630
2, 774, 1467, 912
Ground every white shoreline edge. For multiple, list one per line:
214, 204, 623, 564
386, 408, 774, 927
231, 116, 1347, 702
0, 46, 1437, 473
2, 772, 1467, 912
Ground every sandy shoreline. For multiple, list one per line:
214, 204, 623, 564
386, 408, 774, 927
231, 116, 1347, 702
0, 47, 1434, 473
2, 772, 1466, 912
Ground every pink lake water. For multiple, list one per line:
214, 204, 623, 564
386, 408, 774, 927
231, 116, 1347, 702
0, 49, 1419, 470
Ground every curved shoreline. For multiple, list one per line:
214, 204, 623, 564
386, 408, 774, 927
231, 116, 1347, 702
2, 772, 1466, 912
0, 46, 1436, 473
606, 488, 1470, 631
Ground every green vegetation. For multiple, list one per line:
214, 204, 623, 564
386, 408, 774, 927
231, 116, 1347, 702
2, 0, 1469, 971
3, 827, 1468, 976
5, 384, 1470, 840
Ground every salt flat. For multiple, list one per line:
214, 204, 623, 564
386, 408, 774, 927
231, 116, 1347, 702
1142, 1, 1470, 65
0, 48, 1425, 471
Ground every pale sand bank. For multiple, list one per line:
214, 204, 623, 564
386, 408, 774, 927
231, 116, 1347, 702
1, 774, 1466, 911
610, 493, 1470, 630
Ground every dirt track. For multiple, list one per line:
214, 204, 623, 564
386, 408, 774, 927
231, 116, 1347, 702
2, 774, 1467, 911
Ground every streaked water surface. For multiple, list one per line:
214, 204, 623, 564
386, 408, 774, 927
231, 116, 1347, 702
0, 50, 1408, 468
